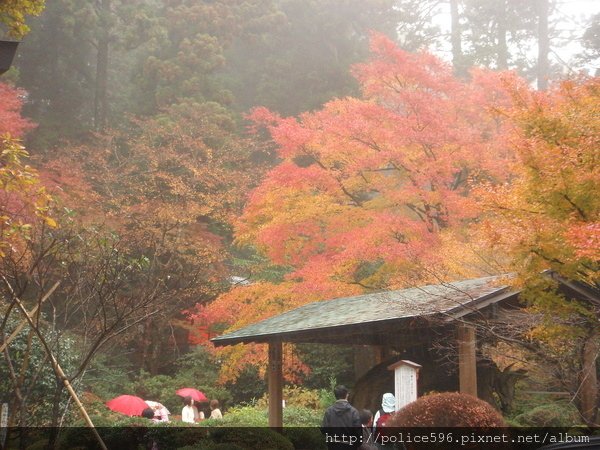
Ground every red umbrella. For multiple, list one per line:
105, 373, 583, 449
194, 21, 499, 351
106, 395, 149, 416
176, 388, 207, 402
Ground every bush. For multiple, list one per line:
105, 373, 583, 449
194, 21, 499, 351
146, 427, 211, 450
283, 407, 323, 427
58, 421, 143, 450
205, 405, 322, 428
83, 352, 136, 401
177, 445, 245, 450
88, 346, 233, 420
25, 439, 49, 450
257, 386, 322, 410
209, 427, 294, 450
209, 406, 269, 427
387, 392, 506, 427
224, 366, 266, 405
513, 403, 582, 427
282, 427, 327, 450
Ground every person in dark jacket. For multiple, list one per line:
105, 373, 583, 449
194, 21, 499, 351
321, 385, 361, 450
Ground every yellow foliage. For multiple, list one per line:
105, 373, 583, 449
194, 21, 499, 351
0, 0, 45, 38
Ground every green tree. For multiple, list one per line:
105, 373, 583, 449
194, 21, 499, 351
131, 0, 281, 115
17, 0, 161, 137
224, 0, 402, 116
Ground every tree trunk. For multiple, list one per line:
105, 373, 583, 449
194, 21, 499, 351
536, 0, 549, 90
497, 0, 508, 70
149, 321, 162, 375
579, 331, 599, 425
94, 0, 111, 130
44, 378, 64, 450
450, 0, 465, 77
139, 317, 152, 371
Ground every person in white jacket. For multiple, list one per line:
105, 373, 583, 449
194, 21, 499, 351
145, 400, 170, 422
181, 396, 201, 423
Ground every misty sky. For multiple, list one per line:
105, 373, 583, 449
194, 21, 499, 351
433, 0, 599, 74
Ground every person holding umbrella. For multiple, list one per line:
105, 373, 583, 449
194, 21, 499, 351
177, 388, 207, 423
181, 396, 204, 423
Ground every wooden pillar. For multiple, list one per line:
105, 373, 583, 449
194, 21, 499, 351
268, 341, 283, 428
457, 324, 477, 397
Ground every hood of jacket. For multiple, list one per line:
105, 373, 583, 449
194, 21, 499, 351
331, 400, 353, 415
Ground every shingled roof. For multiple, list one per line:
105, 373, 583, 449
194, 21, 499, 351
211, 275, 517, 347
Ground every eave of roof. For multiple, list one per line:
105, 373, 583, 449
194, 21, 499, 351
211, 275, 515, 347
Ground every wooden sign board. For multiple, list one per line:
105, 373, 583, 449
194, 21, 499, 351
388, 360, 421, 410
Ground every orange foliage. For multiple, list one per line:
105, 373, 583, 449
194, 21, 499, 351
38, 102, 269, 325
387, 392, 505, 427
0, 83, 35, 138
0, 86, 52, 258
475, 77, 600, 287
198, 35, 527, 381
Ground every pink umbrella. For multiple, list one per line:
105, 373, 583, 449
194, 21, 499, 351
176, 388, 207, 402
106, 395, 149, 416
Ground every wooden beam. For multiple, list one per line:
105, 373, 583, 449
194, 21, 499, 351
268, 341, 283, 428
457, 324, 477, 397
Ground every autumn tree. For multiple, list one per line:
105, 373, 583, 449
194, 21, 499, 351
475, 76, 599, 424
40, 102, 267, 373
0, 83, 45, 255
195, 34, 524, 381
0, 219, 165, 429
0, 83, 35, 137
0, 0, 45, 37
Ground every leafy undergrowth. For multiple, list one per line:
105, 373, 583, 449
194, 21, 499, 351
205, 405, 322, 427
503, 390, 585, 427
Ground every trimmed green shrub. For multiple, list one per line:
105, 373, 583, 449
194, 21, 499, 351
282, 427, 327, 450
209, 427, 294, 450
146, 426, 211, 450
58, 424, 143, 450
206, 405, 321, 427
25, 439, 49, 450
209, 406, 269, 427
177, 444, 244, 450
